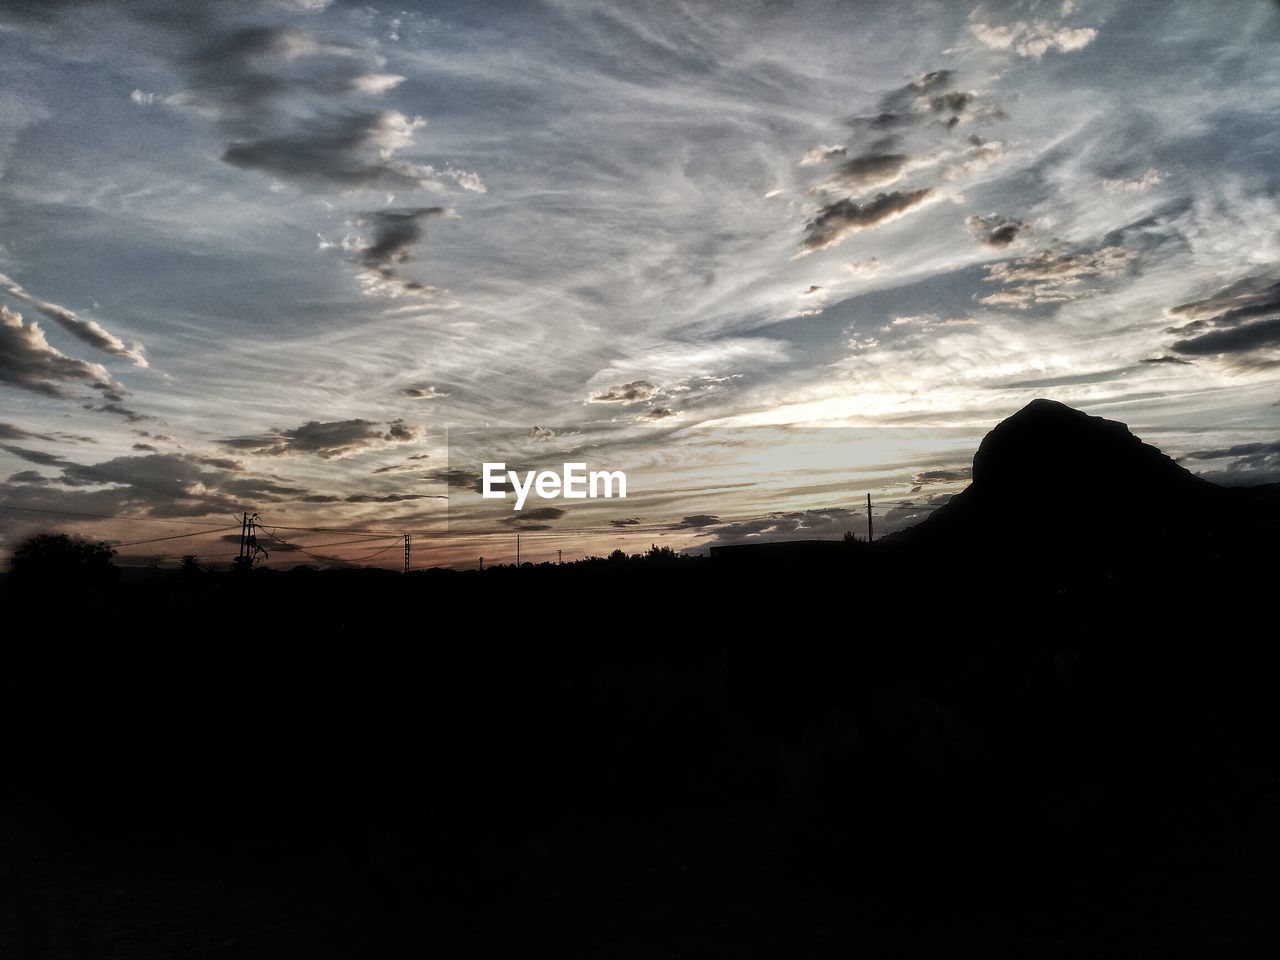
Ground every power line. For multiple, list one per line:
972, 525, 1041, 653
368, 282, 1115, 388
257, 528, 402, 566
0, 503, 249, 526
253, 521, 408, 538
114, 525, 242, 547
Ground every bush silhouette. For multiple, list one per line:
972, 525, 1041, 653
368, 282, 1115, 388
9, 533, 117, 586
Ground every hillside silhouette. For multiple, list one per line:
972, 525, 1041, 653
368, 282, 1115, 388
2, 399, 1278, 958
894, 397, 1276, 551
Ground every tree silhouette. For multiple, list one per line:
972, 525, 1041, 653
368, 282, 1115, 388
9, 533, 117, 586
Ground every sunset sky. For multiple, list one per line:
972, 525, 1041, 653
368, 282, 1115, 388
1, 0, 1278, 567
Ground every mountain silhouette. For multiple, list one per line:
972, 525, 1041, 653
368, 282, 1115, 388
894, 398, 1277, 556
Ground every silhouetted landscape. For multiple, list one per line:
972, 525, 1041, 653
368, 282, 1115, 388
3, 399, 1279, 956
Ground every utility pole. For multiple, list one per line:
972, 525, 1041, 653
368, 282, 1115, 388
557, 549, 562, 565
238, 511, 262, 566
866, 493, 874, 543
403, 533, 411, 573
479, 556, 484, 571
516, 533, 521, 567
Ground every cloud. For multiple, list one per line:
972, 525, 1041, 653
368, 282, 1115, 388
343, 492, 440, 503
0, 273, 146, 366
0, 444, 72, 467
1181, 440, 1280, 483
609, 517, 641, 527
670, 514, 721, 529
636, 407, 677, 422
969, 13, 1097, 59
219, 418, 422, 459
845, 69, 1001, 132
424, 467, 483, 490
157, 17, 473, 191
89, 401, 149, 423
912, 467, 972, 485
832, 152, 911, 190
978, 245, 1136, 308
800, 189, 933, 253
106, 12, 485, 195
8, 470, 51, 485
0, 305, 121, 398
1142, 355, 1193, 365
401, 385, 448, 400
1164, 275, 1280, 364
942, 136, 1006, 180
800, 144, 847, 166
47, 453, 246, 517
501, 505, 567, 529
349, 206, 449, 298
697, 506, 865, 547
1103, 169, 1164, 193
0, 421, 94, 444
965, 213, 1025, 248
589, 380, 660, 404
1171, 318, 1280, 358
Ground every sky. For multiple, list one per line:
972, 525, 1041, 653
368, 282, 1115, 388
1, 0, 1279, 568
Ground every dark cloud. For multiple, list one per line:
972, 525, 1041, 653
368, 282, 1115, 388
56, 453, 243, 517
800, 189, 933, 252
0, 445, 72, 468
846, 112, 912, 131
1171, 318, 1280, 357
1169, 276, 1280, 325
223, 112, 432, 190
845, 69, 998, 131
88, 402, 150, 423
832, 152, 910, 190
501, 505, 567, 529
670, 514, 721, 529
343, 493, 441, 503
8, 470, 51, 485
219, 418, 421, 459
132, 443, 158, 452
165, 15, 479, 192
590, 380, 660, 404
912, 467, 972, 485
0, 305, 121, 398
349, 206, 449, 298
401, 385, 448, 400
966, 213, 1025, 248
0, 422, 94, 444
1142, 355, 1193, 365
637, 407, 676, 422
1181, 440, 1280, 483
1164, 275, 1280, 365
51, 3, 486, 196
424, 467, 484, 491
609, 517, 642, 527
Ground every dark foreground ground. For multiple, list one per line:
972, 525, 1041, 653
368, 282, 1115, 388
3, 542, 1280, 957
